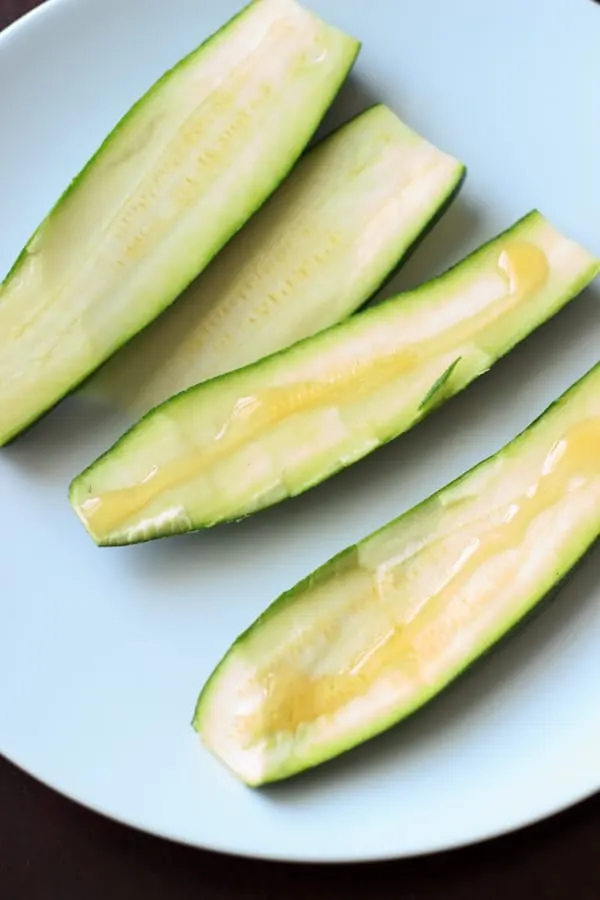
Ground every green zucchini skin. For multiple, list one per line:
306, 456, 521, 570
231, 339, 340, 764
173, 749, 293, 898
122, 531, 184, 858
0, 0, 360, 446
194, 362, 600, 785
69, 211, 599, 546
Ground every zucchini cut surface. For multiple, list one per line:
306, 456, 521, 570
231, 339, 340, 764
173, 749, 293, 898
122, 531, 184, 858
0, 0, 359, 445
69, 212, 599, 547
196, 362, 600, 785
85, 104, 464, 417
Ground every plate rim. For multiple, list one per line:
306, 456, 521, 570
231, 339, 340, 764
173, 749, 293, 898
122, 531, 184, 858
4, 743, 599, 863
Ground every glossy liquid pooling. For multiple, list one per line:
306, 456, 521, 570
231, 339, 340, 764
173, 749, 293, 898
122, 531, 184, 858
79, 241, 550, 538
237, 416, 600, 742
79, 350, 419, 534
497, 241, 549, 298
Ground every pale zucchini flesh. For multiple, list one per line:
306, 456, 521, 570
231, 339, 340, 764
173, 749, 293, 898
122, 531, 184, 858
195, 362, 600, 785
68, 211, 600, 546
0, 0, 359, 446
84, 104, 465, 417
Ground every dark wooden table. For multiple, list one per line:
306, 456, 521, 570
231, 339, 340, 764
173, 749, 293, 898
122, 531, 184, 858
2, 2, 600, 897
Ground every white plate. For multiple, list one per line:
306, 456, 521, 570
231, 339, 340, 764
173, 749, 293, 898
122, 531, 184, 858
1, 0, 599, 863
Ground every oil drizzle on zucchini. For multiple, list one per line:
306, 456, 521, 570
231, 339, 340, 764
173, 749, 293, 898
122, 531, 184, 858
79, 242, 550, 538
236, 416, 600, 742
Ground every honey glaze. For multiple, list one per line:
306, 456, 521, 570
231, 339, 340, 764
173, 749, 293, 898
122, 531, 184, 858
497, 241, 549, 298
237, 417, 600, 741
80, 241, 550, 536
80, 350, 418, 534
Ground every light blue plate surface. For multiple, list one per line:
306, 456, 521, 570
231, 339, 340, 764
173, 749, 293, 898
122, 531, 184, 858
1, 0, 599, 862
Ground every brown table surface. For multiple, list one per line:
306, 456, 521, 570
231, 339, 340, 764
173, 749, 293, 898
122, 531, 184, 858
1, 1, 600, 897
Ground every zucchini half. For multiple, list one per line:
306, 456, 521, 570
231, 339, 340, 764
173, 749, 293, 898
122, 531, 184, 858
69, 211, 599, 546
84, 104, 464, 417
0, 0, 359, 445
196, 361, 600, 785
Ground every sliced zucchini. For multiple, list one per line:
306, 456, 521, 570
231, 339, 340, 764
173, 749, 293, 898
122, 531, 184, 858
69, 211, 600, 546
195, 361, 600, 785
0, 0, 359, 446
84, 105, 464, 417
